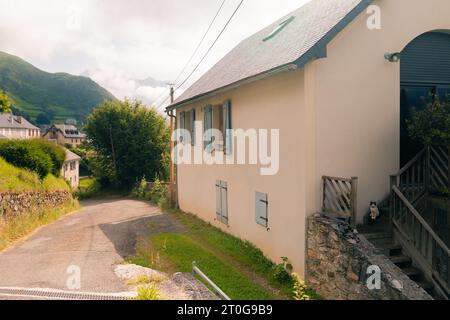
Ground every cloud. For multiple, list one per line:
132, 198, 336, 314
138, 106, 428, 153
0, 0, 311, 104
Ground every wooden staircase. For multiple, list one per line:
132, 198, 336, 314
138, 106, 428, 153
322, 146, 450, 299
357, 146, 450, 299
359, 215, 436, 297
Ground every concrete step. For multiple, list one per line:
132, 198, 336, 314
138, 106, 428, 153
390, 255, 413, 268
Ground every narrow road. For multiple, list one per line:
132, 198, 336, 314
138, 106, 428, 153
0, 198, 168, 299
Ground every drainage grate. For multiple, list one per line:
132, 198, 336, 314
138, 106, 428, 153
0, 287, 133, 300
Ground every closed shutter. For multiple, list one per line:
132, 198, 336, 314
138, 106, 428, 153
401, 32, 450, 85
215, 180, 228, 225
220, 181, 228, 224
179, 111, 186, 143
223, 100, 232, 154
216, 180, 222, 221
190, 109, 196, 146
204, 105, 213, 151
255, 192, 268, 227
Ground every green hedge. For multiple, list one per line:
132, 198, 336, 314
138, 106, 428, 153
0, 139, 66, 178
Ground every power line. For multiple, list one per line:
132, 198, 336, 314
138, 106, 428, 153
173, 0, 227, 85
156, 0, 245, 112
153, 0, 227, 113
175, 0, 245, 92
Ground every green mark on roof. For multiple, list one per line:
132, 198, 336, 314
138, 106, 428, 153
262, 16, 295, 42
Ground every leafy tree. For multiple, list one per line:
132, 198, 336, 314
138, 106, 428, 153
84, 99, 170, 189
407, 97, 450, 147
0, 91, 12, 113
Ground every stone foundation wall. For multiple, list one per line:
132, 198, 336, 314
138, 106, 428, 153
0, 191, 71, 224
306, 214, 432, 300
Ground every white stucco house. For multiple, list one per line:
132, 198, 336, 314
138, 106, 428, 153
167, 0, 450, 293
61, 149, 81, 189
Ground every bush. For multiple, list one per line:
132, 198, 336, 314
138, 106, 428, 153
131, 177, 150, 200
0, 139, 66, 178
74, 178, 101, 200
272, 257, 293, 285
31, 139, 66, 176
292, 273, 323, 300
407, 97, 450, 147
0, 140, 52, 178
149, 179, 169, 207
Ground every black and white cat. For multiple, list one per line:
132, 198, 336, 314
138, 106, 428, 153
369, 201, 380, 224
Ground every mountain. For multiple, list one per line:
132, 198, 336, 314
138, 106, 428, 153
0, 51, 116, 125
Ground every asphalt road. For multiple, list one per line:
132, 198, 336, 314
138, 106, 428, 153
0, 198, 167, 299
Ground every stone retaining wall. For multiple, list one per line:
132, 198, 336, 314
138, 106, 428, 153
0, 191, 71, 223
306, 214, 432, 300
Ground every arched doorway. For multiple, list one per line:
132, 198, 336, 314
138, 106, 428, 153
400, 31, 450, 166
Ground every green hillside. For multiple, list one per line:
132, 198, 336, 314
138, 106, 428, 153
0, 51, 116, 124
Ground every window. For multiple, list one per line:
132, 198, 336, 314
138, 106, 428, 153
203, 100, 232, 153
70, 161, 76, 170
255, 192, 268, 228
215, 180, 228, 225
263, 16, 295, 42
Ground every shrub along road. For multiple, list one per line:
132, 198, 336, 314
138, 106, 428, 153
0, 198, 166, 298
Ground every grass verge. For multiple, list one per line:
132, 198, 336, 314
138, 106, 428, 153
0, 199, 79, 252
128, 204, 322, 300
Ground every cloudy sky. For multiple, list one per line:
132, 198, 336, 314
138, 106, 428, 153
0, 0, 311, 110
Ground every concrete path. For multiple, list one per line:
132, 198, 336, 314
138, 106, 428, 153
0, 198, 174, 299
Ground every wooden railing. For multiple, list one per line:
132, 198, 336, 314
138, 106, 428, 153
391, 186, 450, 296
322, 176, 358, 226
429, 145, 450, 194
390, 148, 427, 204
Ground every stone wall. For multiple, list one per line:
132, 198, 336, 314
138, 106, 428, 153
306, 214, 432, 300
0, 191, 71, 224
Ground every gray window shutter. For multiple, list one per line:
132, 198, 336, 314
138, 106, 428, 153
190, 109, 196, 146
256, 192, 268, 227
216, 180, 222, 220
220, 181, 228, 224
223, 100, 232, 154
204, 105, 212, 151
179, 111, 186, 143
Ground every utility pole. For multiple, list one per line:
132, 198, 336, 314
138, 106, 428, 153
168, 84, 176, 207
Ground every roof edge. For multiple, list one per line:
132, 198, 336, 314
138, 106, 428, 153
167, 63, 298, 111
294, 0, 374, 68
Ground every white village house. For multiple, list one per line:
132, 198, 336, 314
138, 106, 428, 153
167, 0, 450, 297
61, 149, 81, 189
0, 113, 40, 139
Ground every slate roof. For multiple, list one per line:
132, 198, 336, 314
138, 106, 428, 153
0, 113, 39, 130
169, 0, 372, 109
52, 124, 86, 139
65, 149, 81, 162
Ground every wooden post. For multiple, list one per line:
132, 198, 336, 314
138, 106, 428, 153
389, 175, 398, 232
168, 86, 178, 208
426, 145, 431, 193
350, 177, 358, 228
